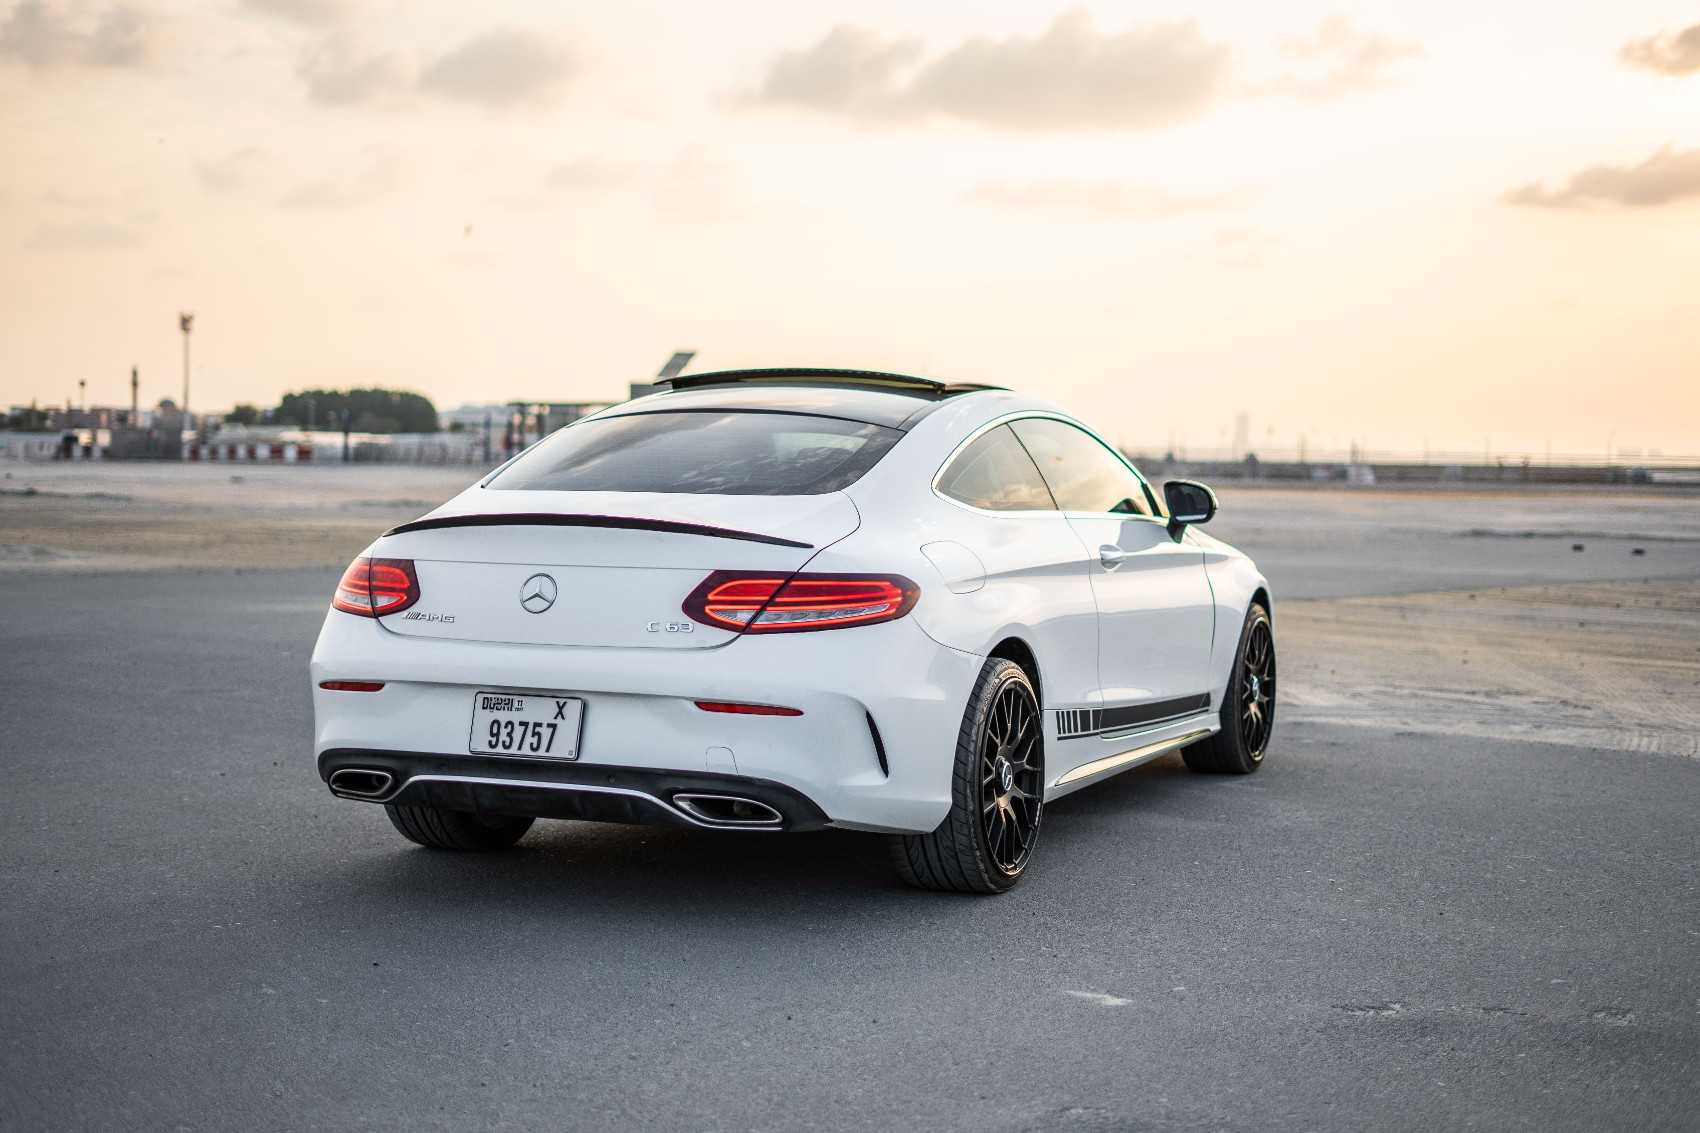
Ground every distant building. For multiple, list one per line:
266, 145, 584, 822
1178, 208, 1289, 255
441, 401, 613, 436
11, 405, 152, 431
440, 403, 508, 431
541, 403, 609, 432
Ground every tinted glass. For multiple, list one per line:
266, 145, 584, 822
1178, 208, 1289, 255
1009, 418, 1151, 515
937, 425, 1056, 511
487, 411, 902, 495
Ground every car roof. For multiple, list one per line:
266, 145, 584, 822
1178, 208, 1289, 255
603, 369, 1007, 431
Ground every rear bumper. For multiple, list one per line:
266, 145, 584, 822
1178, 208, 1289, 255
310, 608, 983, 833
318, 749, 832, 831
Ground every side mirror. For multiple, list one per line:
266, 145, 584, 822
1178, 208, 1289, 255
1163, 479, 1218, 535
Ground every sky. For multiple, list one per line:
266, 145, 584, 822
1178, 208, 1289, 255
1, 0, 1697, 459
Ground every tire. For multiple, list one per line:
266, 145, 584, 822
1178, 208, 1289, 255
384, 804, 534, 851
888, 658, 1045, 894
1183, 602, 1276, 775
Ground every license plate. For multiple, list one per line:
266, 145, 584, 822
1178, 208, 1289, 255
468, 691, 583, 760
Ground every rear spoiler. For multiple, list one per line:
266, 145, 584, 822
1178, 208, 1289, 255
655, 368, 1006, 399
383, 512, 813, 549
659, 367, 947, 394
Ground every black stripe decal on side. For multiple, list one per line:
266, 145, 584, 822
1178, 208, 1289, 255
1100, 693, 1212, 734
1055, 693, 1212, 740
1055, 708, 1102, 739
383, 513, 814, 549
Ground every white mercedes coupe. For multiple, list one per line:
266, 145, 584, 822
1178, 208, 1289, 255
311, 369, 1275, 892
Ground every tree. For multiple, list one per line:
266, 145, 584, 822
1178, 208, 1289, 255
275, 388, 439, 433
4, 407, 50, 431
226, 404, 260, 426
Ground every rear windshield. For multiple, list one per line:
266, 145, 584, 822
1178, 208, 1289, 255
486, 410, 903, 495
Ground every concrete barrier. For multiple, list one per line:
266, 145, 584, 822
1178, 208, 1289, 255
181, 442, 316, 462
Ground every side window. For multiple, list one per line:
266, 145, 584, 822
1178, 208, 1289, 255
937, 425, 1057, 512
1008, 418, 1152, 516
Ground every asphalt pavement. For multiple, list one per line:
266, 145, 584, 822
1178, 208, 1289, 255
2, 568, 1698, 1132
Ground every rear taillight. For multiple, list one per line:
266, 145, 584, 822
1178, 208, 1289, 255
332, 557, 420, 618
682, 571, 919, 634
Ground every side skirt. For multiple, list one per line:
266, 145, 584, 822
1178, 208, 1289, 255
1044, 718, 1216, 800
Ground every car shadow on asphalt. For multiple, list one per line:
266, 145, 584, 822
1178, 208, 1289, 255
305, 750, 1254, 918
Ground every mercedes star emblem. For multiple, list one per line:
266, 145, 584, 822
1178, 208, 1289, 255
519, 573, 558, 614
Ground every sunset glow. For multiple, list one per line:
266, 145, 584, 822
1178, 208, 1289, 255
2, 0, 1697, 457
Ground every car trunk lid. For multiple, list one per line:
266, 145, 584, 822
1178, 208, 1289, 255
368, 490, 857, 649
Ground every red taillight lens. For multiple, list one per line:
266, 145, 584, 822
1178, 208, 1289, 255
682, 571, 919, 634
332, 557, 420, 618
694, 701, 804, 716
319, 680, 386, 692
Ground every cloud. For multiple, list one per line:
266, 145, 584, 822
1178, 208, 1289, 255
40, 186, 124, 207
910, 10, 1232, 131
418, 27, 584, 109
652, 146, 746, 221
24, 218, 149, 250
964, 178, 1249, 216
544, 154, 651, 192
280, 156, 407, 209
1206, 226, 1283, 267
299, 36, 415, 106
749, 23, 922, 114
510, 147, 748, 222
195, 147, 267, 194
297, 26, 583, 110
746, 9, 1234, 132
1619, 22, 1700, 76
240, 0, 351, 27
494, 154, 651, 210
0, 0, 167, 71
1262, 15, 1424, 101
1502, 145, 1700, 209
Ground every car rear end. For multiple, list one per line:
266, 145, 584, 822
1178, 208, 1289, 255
310, 385, 979, 835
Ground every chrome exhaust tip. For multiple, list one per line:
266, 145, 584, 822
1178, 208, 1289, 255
328, 768, 395, 800
671, 793, 784, 827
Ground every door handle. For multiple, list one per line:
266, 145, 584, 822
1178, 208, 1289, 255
1098, 545, 1132, 569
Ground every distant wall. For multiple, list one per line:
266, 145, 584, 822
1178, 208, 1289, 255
1136, 456, 1699, 487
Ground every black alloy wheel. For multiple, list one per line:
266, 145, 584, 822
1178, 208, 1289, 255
1237, 614, 1276, 757
980, 676, 1044, 875
889, 658, 1045, 893
1183, 602, 1276, 775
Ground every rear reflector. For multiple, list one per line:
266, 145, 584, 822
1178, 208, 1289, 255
682, 571, 919, 634
332, 557, 420, 618
695, 701, 804, 716
319, 680, 386, 692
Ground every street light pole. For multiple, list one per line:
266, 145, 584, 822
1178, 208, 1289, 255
178, 312, 194, 456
